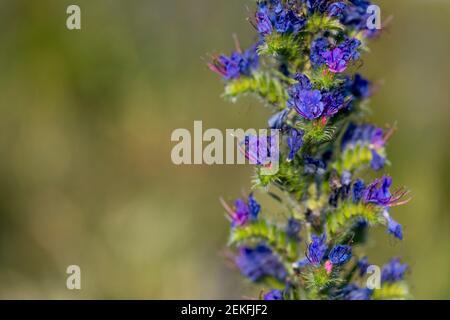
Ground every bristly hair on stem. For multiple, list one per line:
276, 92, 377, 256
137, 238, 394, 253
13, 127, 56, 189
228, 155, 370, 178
208, 0, 411, 300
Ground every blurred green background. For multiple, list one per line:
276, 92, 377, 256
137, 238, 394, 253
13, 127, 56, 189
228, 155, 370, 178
0, 0, 449, 299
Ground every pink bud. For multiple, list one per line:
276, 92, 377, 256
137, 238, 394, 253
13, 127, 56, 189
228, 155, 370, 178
325, 260, 333, 274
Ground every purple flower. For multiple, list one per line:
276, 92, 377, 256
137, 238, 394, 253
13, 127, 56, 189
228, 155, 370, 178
235, 245, 288, 282
264, 289, 284, 300
288, 86, 324, 120
208, 46, 259, 80
381, 258, 408, 283
329, 245, 352, 266
307, 233, 328, 266
363, 176, 410, 208
233, 199, 250, 226
321, 38, 361, 73
322, 48, 348, 73
287, 128, 304, 161
221, 194, 261, 227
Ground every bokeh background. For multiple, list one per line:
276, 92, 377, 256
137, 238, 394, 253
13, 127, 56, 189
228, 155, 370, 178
0, 0, 449, 299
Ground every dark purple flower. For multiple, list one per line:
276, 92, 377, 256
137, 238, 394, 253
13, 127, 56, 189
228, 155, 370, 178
351, 74, 371, 99
307, 233, 328, 266
235, 245, 288, 282
286, 218, 302, 241
307, 0, 329, 14
329, 245, 352, 266
303, 156, 326, 176
381, 258, 408, 283
352, 179, 366, 203
322, 89, 347, 117
264, 289, 284, 300
287, 128, 304, 161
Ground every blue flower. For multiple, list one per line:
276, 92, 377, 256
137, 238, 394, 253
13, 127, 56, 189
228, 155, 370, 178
370, 149, 386, 171
221, 194, 261, 227
288, 86, 324, 120
287, 128, 304, 161
241, 132, 278, 166
286, 218, 302, 241
351, 74, 371, 99
357, 256, 369, 276
264, 289, 284, 300
341, 123, 389, 170
383, 209, 403, 240
352, 179, 366, 203
248, 193, 261, 220
310, 37, 329, 67
321, 38, 361, 73
307, 233, 328, 265
322, 89, 347, 117
268, 109, 289, 129
381, 258, 408, 283
307, 0, 329, 14
341, 284, 373, 300
329, 245, 352, 266
328, 2, 348, 19
208, 46, 259, 80
235, 245, 288, 282
256, 3, 273, 36
337, 0, 373, 32
303, 156, 326, 176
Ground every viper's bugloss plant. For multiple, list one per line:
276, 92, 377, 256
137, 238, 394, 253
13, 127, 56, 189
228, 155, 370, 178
209, 0, 411, 300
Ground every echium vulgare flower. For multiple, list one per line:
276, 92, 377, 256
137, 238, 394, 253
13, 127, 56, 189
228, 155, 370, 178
209, 1, 412, 300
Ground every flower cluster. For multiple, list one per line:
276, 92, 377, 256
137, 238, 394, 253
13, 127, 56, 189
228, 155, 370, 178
210, 1, 411, 300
